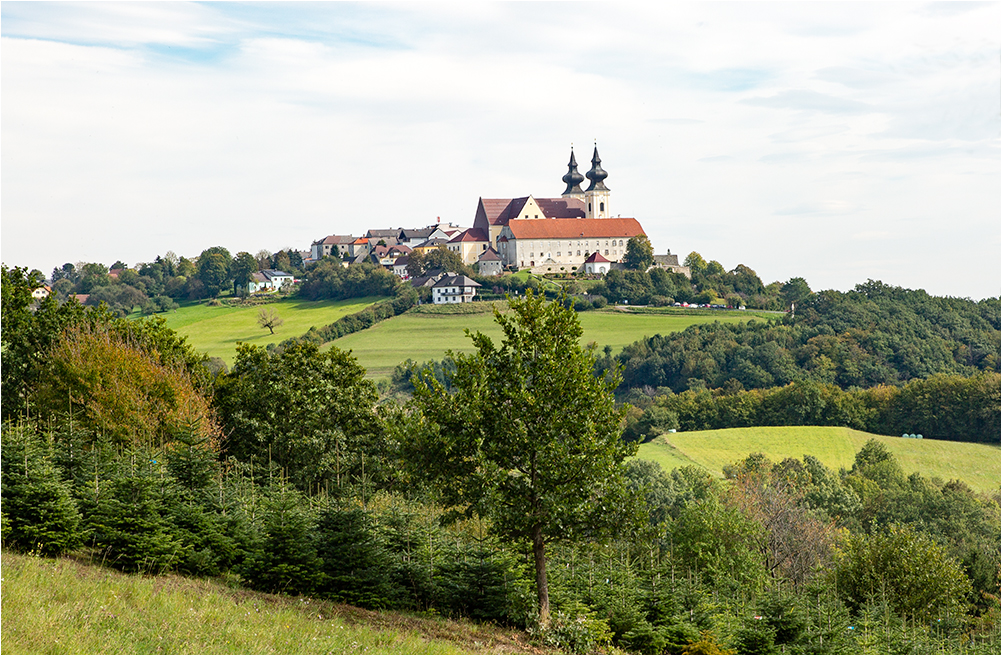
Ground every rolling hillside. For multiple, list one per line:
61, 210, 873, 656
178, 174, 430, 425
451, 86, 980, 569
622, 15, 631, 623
0, 552, 535, 655
330, 305, 764, 379
635, 426, 1002, 493
147, 298, 763, 376
152, 297, 386, 364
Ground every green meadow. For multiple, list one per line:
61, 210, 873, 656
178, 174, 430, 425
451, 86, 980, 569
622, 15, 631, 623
0, 551, 532, 655
635, 426, 1002, 494
152, 297, 385, 364
146, 296, 765, 375
330, 305, 763, 379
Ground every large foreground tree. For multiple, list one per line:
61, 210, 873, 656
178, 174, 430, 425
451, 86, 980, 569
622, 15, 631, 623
403, 291, 638, 627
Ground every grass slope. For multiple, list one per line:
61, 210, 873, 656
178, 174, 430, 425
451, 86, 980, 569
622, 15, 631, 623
151, 297, 385, 364
636, 426, 1002, 493
331, 306, 763, 379
0, 551, 537, 655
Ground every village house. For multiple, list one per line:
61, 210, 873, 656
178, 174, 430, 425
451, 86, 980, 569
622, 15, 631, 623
248, 269, 294, 293
431, 273, 481, 304
477, 247, 503, 276
310, 235, 356, 260
446, 228, 491, 265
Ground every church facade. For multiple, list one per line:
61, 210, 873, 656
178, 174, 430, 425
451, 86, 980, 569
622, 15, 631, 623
469, 147, 646, 274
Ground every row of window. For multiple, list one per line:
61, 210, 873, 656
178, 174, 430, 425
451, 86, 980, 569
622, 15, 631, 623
527, 250, 620, 258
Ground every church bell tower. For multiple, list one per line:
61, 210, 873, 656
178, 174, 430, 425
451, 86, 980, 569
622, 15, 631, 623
584, 145, 610, 219
561, 147, 586, 201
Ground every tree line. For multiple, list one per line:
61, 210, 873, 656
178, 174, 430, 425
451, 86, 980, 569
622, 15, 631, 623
621, 374, 1001, 445
602, 280, 999, 393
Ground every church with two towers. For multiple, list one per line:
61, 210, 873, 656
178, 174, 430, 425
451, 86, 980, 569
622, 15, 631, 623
458, 146, 647, 275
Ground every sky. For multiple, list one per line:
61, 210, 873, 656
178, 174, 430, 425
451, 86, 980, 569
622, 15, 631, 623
2, 1, 1000, 299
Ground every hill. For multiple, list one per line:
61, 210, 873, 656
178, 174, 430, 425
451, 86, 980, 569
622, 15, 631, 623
635, 426, 1002, 493
0, 551, 538, 655
613, 281, 1000, 392
330, 305, 766, 379
152, 296, 386, 364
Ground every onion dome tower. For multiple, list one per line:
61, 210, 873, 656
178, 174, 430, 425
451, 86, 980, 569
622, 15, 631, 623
561, 148, 586, 199
584, 145, 610, 218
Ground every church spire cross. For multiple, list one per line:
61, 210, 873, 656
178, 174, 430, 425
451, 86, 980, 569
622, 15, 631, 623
586, 145, 609, 191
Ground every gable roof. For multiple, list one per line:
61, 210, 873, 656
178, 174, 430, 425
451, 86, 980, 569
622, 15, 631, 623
313, 234, 355, 246
400, 227, 438, 240
506, 217, 645, 240
584, 251, 610, 263
366, 229, 399, 240
432, 274, 481, 289
415, 238, 449, 249
449, 228, 490, 243
475, 196, 587, 227
478, 247, 502, 262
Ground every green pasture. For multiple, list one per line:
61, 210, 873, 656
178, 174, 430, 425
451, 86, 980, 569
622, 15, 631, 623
0, 551, 528, 655
330, 306, 762, 379
635, 426, 1002, 494
152, 297, 385, 364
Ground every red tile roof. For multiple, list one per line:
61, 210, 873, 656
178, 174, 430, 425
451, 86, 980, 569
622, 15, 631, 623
476, 196, 587, 226
506, 217, 645, 240
535, 197, 586, 218
584, 251, 610, 263
449, 228, 489, 243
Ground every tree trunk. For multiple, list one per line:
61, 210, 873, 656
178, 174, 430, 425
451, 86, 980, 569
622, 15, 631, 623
532, 523, 550, 628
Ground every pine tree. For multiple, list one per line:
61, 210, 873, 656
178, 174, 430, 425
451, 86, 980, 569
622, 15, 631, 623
86, 473, 181, 573
316, 505, 397, 608
1, 426, 83, 557
240, 487, 322, 595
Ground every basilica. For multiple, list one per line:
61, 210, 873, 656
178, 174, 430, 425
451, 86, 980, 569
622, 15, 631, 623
452, 146, 646, 275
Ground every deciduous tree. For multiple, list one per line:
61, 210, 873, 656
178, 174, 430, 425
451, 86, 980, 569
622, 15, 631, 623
403, 291, 638, 627
624, 235, 654, 270
257, 307, 283, 334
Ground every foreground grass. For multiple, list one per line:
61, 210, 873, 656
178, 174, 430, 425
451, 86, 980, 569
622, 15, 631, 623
150, 297, 385, 364
635, 426, 1002, 493
0, 551, 539, 655
332, 305, 762, 379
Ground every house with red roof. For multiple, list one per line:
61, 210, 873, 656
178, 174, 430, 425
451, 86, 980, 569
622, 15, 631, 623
446, 227, 491, 265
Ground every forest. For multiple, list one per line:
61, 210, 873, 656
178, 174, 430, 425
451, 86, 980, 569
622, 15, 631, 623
2, 263, 1001, 654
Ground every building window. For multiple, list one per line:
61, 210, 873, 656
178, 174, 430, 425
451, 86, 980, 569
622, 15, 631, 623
600, 202, 605, 213
605, 250, 609, 255
577, 250, 581, 256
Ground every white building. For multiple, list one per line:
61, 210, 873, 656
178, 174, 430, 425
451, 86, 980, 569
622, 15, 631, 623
431, 273, 481, 304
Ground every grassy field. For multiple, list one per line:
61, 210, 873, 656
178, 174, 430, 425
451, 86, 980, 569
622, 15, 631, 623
331, 305, 764, 379
635, 426, 1002, 494
0, 551, 535, 655
150, 297, 385, 364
